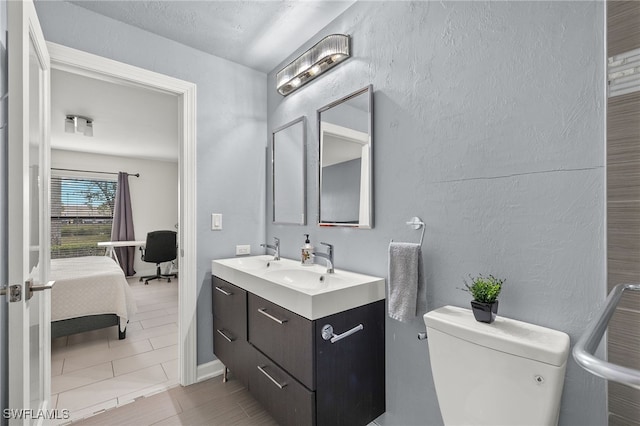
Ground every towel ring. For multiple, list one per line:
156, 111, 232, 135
391, 216, 425, 246
391, 217, 426, 246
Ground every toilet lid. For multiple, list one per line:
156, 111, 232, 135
424, 305, 570, 367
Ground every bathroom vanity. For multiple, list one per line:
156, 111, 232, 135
211, 255, 386, 426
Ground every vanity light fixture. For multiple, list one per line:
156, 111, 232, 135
65, 115, 94, 137
276, 34, 351, 96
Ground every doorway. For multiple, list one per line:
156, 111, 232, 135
47, 41, 197, 420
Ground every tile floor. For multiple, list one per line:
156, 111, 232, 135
71, 376, 278, 426
51, 276, 179, 424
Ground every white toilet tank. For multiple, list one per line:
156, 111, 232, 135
424, 305, 570, 426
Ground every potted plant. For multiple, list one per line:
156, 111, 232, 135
463, 274, 505, 323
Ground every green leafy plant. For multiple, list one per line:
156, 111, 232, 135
463, 274, 505, 303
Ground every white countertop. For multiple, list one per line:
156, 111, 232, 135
211, 255, 385, 320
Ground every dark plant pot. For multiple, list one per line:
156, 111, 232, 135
470, 300, 498, 323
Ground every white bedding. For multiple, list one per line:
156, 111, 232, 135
50, 256, 137, 331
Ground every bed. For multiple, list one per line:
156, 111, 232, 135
50, 256, 137, 340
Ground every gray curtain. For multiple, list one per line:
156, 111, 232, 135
111, 172, 136, 276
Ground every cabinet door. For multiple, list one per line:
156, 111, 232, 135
248, 294, 314, 389
250, 348, 315, 426
315, 300, 385, 426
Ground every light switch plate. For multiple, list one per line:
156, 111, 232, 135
211, 213, 222, 230
236, 245, 251, 255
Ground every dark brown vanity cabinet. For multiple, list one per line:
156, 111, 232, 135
212, 276, 385, 426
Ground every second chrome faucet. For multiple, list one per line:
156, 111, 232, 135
260, 237, 280, 261
313, 242, 334, 274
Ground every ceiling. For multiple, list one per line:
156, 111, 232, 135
69, 0, 356, 73
51, 69, 179, 161
51, 1, 355, 161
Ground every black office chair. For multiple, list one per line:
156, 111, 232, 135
139, 230, 178, 285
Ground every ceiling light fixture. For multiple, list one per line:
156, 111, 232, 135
65, 115, 94, 137
84, 120, 93, 137
276, 34, 351, 96
64, 116, 75, 133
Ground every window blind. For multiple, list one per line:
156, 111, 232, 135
51, 175, 117, 259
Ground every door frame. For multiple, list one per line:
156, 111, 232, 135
46, 42, 198, 386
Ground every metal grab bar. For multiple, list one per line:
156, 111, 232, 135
573, 283, 640, 390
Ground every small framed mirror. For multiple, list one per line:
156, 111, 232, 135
318, 85, 373, 228
272, 116, 306, 224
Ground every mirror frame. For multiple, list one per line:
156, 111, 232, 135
272, 116, 307, 225
317, 85, 373, 228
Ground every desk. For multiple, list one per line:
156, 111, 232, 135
97, 240, 146, 266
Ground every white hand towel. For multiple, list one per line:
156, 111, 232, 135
387, 242, 425, 323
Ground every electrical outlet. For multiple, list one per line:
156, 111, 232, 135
236, 245, 250, 256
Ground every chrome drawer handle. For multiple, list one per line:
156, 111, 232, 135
257, 365, 287, 389
215, 286, 233, 296
216, 329, 234, 343
321, 323, 364, 343
258, 308, 288, 324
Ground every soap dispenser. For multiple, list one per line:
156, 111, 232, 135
301, 234, 314, 266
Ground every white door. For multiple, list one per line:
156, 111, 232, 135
7, 0, 52, 423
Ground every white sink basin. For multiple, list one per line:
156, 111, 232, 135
215, 255, 283, 272
212, 255, 385, 320
262, 268, 350, 289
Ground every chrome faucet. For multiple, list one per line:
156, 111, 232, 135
313, 242, 334, 274
260, 237, 280, 261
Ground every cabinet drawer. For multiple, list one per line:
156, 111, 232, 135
250, 349, 315, 426
212, 276, 247, 340
248, 294, 315, 389
213, 316, 251, 387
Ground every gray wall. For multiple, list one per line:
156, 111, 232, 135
34, 1, 267, 365
0, 0, 7, 421
321, 158, 361, 222
266, 2, 607, 425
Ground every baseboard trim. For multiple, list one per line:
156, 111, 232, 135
196, 359, 225, 382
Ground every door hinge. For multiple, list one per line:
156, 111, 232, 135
0, 284, 22, 302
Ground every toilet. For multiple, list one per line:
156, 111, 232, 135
424, 305, 570, 426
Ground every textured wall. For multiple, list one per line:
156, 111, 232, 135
35, 1, 267, 365
266, 2, 607, 425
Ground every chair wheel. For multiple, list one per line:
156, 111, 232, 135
144, 281, 149, 285
139, 277, 143, 282
167, 278, 171, 283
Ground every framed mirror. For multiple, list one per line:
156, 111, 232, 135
272, 116, 306, 224
318, 85, 373, 228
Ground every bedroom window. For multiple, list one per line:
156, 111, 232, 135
51, 176, 117, 259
